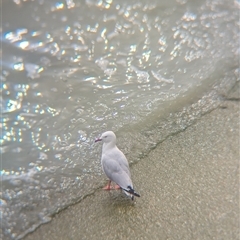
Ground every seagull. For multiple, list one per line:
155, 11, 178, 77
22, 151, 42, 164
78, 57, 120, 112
95, 131, 140, 200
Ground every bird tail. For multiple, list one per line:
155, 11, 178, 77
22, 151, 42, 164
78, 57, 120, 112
123, 186, 140, 200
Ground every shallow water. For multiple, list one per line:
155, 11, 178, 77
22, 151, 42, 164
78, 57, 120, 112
1, 0, 239, 239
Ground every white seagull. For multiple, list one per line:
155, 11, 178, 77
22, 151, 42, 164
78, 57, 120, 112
95, 131, 140, 200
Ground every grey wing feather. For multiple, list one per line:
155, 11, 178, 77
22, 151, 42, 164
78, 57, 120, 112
101, 155, 133, 189
107, 147, 131, 177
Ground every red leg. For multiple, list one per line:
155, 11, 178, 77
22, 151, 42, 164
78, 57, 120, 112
103, 180, 113, 190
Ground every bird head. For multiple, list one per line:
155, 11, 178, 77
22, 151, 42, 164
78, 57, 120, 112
95, 131, 116, 144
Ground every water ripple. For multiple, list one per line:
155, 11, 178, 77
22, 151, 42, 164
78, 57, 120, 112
1, 0, 238, 239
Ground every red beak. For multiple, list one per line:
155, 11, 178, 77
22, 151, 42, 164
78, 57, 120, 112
95, 138, 102, 143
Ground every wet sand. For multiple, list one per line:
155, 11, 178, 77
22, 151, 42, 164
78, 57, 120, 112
24, 86, 239, 240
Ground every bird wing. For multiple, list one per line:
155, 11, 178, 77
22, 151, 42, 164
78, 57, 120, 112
101, 154, 133, 190
107, 147, 131, 177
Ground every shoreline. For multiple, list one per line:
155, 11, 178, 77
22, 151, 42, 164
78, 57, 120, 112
23, 82, 239, 240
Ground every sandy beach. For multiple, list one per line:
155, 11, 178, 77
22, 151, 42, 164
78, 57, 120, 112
24, 83, 239, 240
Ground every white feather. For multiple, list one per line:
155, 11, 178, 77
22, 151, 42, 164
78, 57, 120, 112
96, 131, 140, 200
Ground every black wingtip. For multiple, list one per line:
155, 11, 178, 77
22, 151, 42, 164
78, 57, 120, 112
127, 186, 140, 198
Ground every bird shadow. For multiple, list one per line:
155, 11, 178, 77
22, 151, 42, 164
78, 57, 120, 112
100, 189, 136, 208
